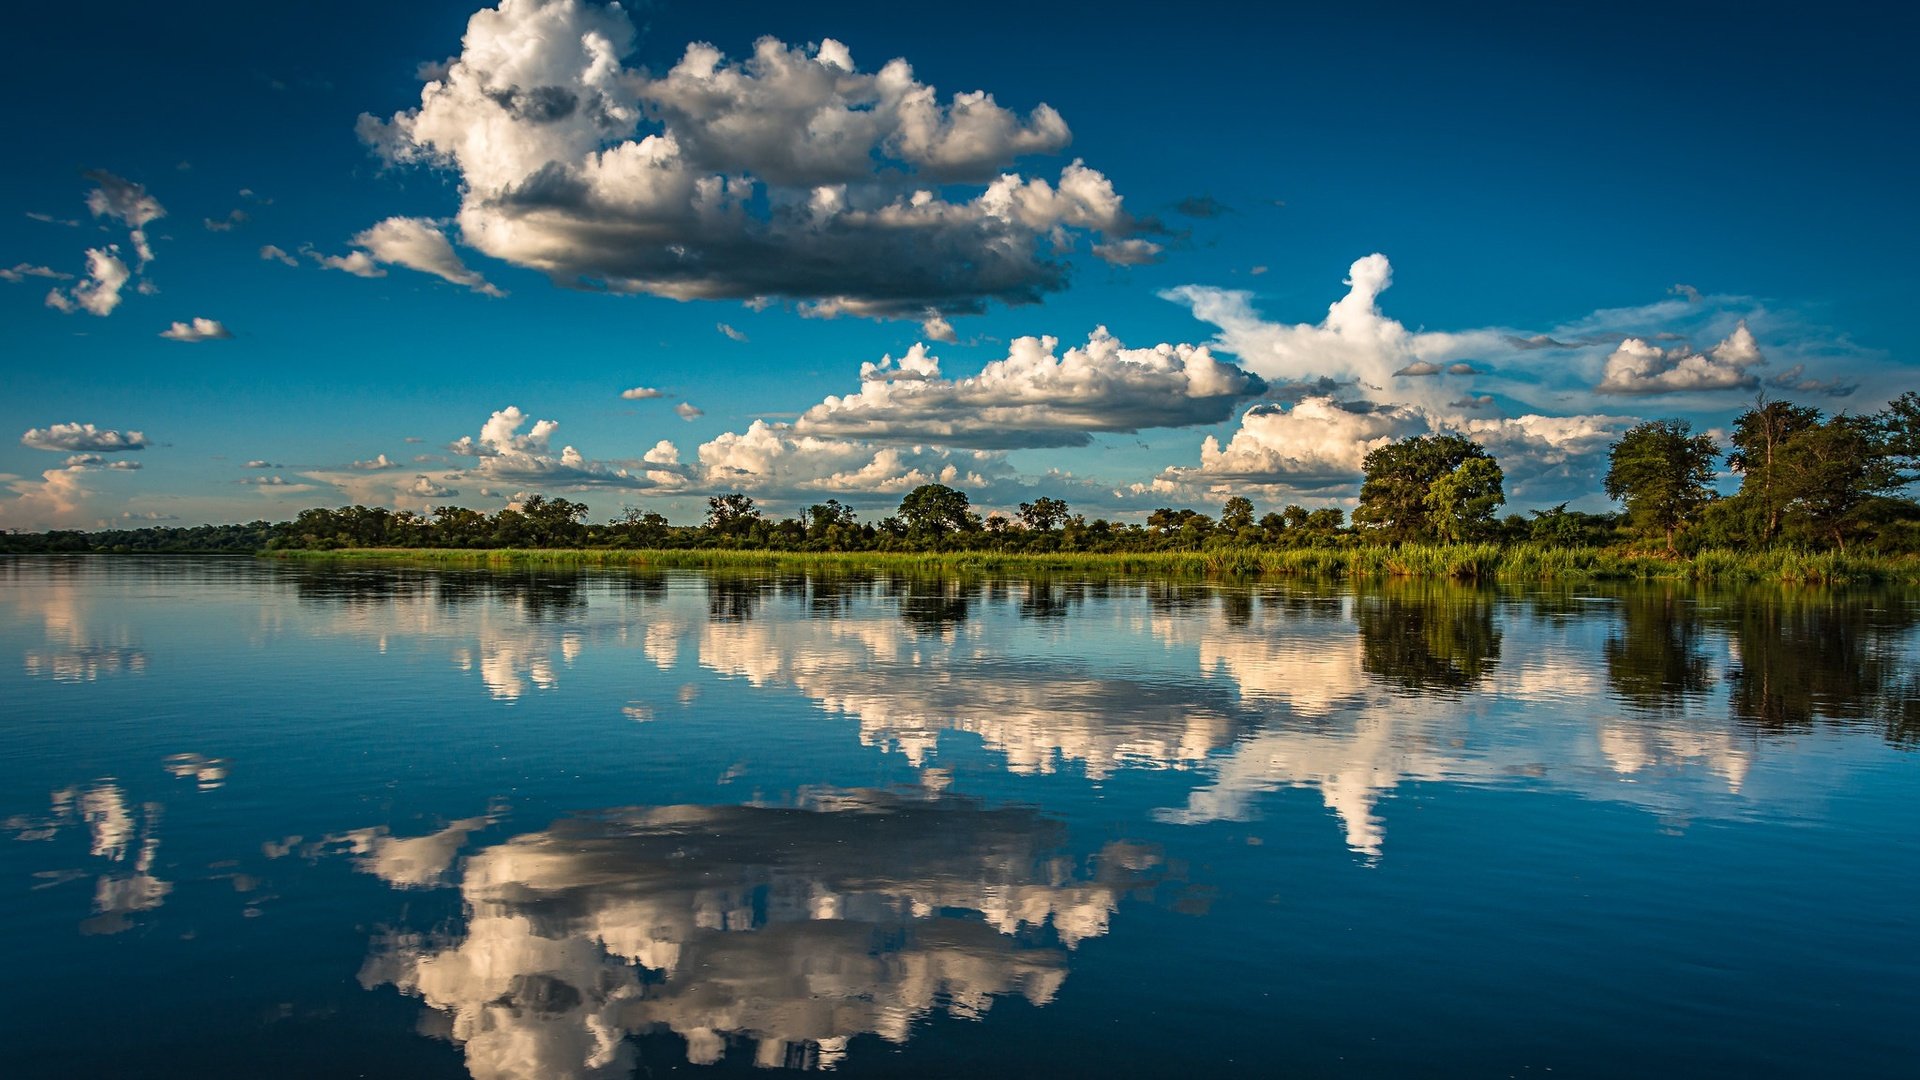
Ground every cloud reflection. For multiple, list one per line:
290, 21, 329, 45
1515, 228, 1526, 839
359, 788, 1156, 1076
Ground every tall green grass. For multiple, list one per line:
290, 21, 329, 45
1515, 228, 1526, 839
263, 544, 1920, 585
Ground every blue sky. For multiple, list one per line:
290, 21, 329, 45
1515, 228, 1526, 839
4, 0, 1915, 529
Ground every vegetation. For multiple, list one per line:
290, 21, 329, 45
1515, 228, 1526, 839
7, 391, 1919, 582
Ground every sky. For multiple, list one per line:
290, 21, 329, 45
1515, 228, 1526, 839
3, 0, 1915, 530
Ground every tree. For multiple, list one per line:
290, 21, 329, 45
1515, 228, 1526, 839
1354, 434, 1500, 542
897, 484, 974, 538
1017, 496, 1070, 532
1219, 496, 1255, 532
1727, 396, 1822, 542
705, 493, 760, 536
1775, 413, 1899, 552
1604, 420, 1720, 554
1423, 455, 1506, 541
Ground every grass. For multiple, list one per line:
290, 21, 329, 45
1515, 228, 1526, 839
261, 543, 1920, 585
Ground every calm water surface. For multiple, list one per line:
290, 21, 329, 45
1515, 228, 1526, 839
2, 556, 1916, 1077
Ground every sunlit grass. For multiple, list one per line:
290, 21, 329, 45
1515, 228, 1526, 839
263, 544, 1920, 584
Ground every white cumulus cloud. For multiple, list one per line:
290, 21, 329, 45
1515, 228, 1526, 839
21, 423, 147, 453
794, 327, 1266, 449
158, 317, 231, 342
355, 2, 1150, 321
1595, 321, 1767, 395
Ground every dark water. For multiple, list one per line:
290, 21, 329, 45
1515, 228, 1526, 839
2, 556, 1916, 1078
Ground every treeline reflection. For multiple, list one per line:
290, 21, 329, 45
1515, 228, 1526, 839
272, 564, 1920, 749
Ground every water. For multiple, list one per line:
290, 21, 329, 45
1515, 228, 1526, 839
2, 556, 1916, 1077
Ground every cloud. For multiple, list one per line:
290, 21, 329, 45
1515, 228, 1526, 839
1089, 238, 1164, 266
674, 402, 704, 421
244, 460, 282, 469
433, 405, 681, 495
1671, 283, 1703, 303
1766, 364, 1857, 397
1, 263, 70, 283
350, 454, 398, 470
1172, 195, 1231, 218
407, 475, 459, 498
696, 419, 1006, 501
82, 170, 166, 269
1, 465, 92, 528
1595, 321, 1766, 395
21, 423, 147, 453
158, 317, 231, 342
620, 386, 665, 400
1149, 397, 1426, 491
203, 209, 250, 232
45, 248, 131, 316
240, 475, 313, 490
313, 249, 385, 277
107, 460, 142, 471
716, 322, 747, 342
920, 311, 956, 343
26, 211, 80, 227
1395, 361, 1441, 377
258, 245, 299, 267
327, 217, 504, 296
794, 327, 1266, 449
357, 5, 1145, 320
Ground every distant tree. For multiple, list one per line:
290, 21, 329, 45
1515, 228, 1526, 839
897, 484, 974, 537
705, 493, 760, 536
1354, 434, 1500, 542
804, 499, 857, 533
1604, 420, 1720, 554
1281, 504, 1310, 530
1727, 397, 1822, 542
1018, 496, 1070, 532
1881, 390, 1920, 480
1219, 496, 1255, 532
519, 494, 588, 546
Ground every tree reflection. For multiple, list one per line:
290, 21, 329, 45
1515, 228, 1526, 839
1712, 592, 1920, 740
1355, 581, 1501, 691
1603, 589, 1714, 712
892, 574, 972, 635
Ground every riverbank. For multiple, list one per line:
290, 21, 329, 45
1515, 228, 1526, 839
258, 543, 1920, 584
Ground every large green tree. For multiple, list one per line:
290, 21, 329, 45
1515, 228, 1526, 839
1775, 414, 1900, 552
1353, 434, 1502, 542
897, 484, 975, 538
1604, 420, 1720, 554
1727, 397, 1822, 542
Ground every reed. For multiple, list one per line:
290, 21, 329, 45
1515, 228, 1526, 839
263, 545, 1920, 584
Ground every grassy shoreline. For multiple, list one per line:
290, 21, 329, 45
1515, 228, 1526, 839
258, 543, 1920, 585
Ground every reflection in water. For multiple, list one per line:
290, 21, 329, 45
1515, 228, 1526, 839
1716, 592, 1917, 741
1604, 590, 1714, 712
9, 781, 173, 934
4, 559, 149, 681
1355, 582, 1501, 692
359, 788, 1156, 1077
700, 610, 1253, 777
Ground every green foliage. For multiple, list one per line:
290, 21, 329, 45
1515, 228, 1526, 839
1605, 419, 1720, 553
897, 484, 976, 539
1354, 434, 1502, 542
1017, 496, 1070, 532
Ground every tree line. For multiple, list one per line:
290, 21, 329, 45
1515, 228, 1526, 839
4, 392, 1915, 557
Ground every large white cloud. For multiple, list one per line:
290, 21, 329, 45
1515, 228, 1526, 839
356, 1, 1153, 319
696, 419, 1005, 500
794, 328, 1266, 449
1595, 321, 1765, 395
21, 423, 147, 453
